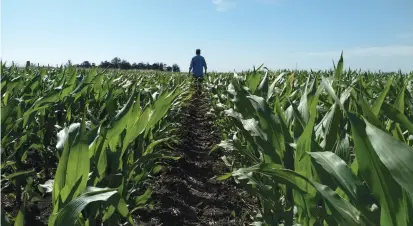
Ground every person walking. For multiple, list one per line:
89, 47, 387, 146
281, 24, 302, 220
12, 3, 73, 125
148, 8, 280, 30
189, 49, 207, 82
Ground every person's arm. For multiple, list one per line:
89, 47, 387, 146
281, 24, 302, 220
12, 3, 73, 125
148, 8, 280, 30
203, 58, 207, 75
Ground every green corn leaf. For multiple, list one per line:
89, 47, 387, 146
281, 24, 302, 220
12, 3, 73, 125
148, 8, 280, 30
1, 207, 11, 226
334, 52, 344, 87
348, 113, 409, 226
65, 114, 89, 198
145, 86, 182, 134
381, 102, 413, 134
93, 72, 104, 101
59, 68, 77, 98
143, 137, 170, 156
4, 170, 35, 182
53, 133, 72, 206
53, 111, 89, 206
105, 89, 117, 118
318, 103, 341, 151
356, 97, 383, 129
240, 118, 275, 162
50, 187, 121, 226
32, 88, 61, 107
333, 133, 351, 163
273, 96, 294, 170
228, 77, 256, 117
385, 83, 407, 141
321, 77, 344, 111
267, 72, 285, 101
308, 152, 378, 223
310, 181, 373, 226
295, 83, 322, 161
394, 82, 406, 113
102, 193, 132, 224
231, 163, 307, 194
308, 152, 371, 203
246, 70, 262, 93
216, 172, 233, 181
126, 93, 141, 133
363, 118, 413, 196
57, 174, 83, 212
134, 187, 153, 207
1, 100, 16, 124
371, 76, 393, 116
294, 83, 323, 223
106, 85, 136, 152
297, 76, 311, 124
94, 130, 108, 181
256, 71, 269, 96
247, 95, 285, 164
13, 205, 24, 226
122, 105, 151, 153
232, 163, 374, 226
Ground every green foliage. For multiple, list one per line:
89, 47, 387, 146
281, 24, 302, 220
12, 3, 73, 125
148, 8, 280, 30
2, 56, 413, 225
208, 56, 413, 226
1, 65, 189, 225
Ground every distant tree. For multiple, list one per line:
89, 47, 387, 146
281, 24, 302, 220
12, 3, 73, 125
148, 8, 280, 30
172, 64, 180, 72
78, 58, 181, 71
99, 61, 112, 68
111, 57, 121, 68
156, 62, 165, 71
80, 61, 91, 68
119, 60, 131, 70
132, 63, 137, 69
137, 62, 145, 69
151, 63, 159, 70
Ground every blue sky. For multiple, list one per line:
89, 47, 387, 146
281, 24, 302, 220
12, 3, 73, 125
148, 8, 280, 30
2, 0, 413, 72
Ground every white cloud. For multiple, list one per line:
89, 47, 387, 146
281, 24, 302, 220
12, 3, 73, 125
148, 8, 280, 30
212, 0, 236, 12
300, 45, 413, 58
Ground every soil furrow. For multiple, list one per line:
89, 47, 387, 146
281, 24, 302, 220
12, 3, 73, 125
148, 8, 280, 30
136, 87, 257, 225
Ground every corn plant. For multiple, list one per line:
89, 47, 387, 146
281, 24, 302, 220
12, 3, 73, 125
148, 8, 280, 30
1, 63, 189, 225
209, 54, 413, 226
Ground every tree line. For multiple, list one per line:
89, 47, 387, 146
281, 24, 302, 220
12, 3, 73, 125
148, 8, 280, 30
73, 57, 181, 72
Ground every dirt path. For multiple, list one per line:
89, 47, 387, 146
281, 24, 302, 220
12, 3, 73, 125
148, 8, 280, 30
136, 87, 257, 225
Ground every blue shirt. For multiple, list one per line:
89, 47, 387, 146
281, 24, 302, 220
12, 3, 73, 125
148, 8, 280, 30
189, 55, 207, 77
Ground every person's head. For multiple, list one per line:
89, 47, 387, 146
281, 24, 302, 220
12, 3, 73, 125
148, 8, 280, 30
196, 49, 201, 55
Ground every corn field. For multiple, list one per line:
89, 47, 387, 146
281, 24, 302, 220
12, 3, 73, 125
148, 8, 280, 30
1, 64, 189, 225
1, 54, 413, 226
209, 54, 413, 226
